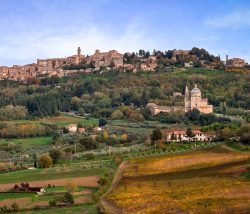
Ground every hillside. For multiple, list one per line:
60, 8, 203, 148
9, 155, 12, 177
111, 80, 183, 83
103, 147, 250, 213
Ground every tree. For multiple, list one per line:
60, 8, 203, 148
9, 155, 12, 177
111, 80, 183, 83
102, 130, 109, 142
121, 133, 128, 143
220, 102, 227, 115
49, 149, 61, 164
64, 181, 77, 193
11, 203, 19, 212
151, 127, 162, 142
151, 127, 162, 150
38, 154, 53, 168
140, 90, 149, 107
220, 127, 234, 140
79, 137, 98, 150
238, 124, 250, 145
185, 108, 201, 121
170, 133, 176, 142
128, 112, 144, 122
186, 127, 195, 139
64, 192, 74, 204
111, 110, 124, 120
106, 137, 118, 146
99, 118, 108, 127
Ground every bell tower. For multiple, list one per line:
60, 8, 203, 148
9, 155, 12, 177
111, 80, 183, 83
184, 85, 190, 112
77, 47, 81, 56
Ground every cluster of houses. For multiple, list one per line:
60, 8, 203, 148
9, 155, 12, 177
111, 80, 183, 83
66, 124, 102, 134
0, 47, 247, 82
0, 48, 124, 82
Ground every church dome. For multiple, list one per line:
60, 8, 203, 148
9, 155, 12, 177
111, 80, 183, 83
191, 84, 201, 96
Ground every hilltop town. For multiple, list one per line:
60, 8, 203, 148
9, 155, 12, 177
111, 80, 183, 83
0, 47, 248, 82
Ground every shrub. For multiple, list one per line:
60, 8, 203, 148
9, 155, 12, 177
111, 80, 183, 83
11, 203, 19, 211
64, 192, 74, 204
113, 154, 123, 166
64, 181, 77, 193
85, 153, 96, 160
49, 200, 56, 207
38, 154, 53, 168
98, 177, 108, 187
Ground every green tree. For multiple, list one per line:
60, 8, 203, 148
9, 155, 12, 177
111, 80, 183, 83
99, 118, 108, 127
220, 102, 227, 115
64, 192, 74, 204
140, 90, 149, 107
151, 127, 162, 141
185, 109, 201, 121
151, 127, 162, 149
49, 149, 61, 164
238, 124, 250, 145
186, 127, 195, 139
170, 133, 176, 142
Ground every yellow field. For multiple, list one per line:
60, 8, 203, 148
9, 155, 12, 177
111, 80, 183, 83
106, 148, 250, 213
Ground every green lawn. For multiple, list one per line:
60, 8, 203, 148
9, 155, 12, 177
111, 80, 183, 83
0, 168, 105, 184
16, 205, 98, 214
0, 192, 36, 201
0, 136, 53, 148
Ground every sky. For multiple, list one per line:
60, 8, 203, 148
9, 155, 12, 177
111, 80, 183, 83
0, 0, 249, 66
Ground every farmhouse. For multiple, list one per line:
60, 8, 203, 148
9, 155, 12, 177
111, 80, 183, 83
146, 103, 183, 115
162, 129, 215, 142
67, 124, 78, 133
13, 183, 45, 193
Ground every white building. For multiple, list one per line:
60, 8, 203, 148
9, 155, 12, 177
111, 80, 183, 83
162, 129, 215, 142
67, 124, 78, 133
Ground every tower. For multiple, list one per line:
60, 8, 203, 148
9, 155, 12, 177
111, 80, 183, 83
184, 85, 190, 112
226, 55, 228, 64
77, 47, 81, 56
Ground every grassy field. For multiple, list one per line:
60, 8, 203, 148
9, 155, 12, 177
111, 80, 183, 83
40, 115, 98, 127
0, 167, 105, 184
0, 192, 36, 201
0, 186, 98, 213
105, 147, 250, 213
0, 136, 53, 148
4, 115, 98, 127
0, 163, 104, 213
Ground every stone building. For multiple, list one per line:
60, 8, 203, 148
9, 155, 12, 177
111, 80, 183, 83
0, 66, 10, 79
184, 84, 213, 114
66, 47, 86, 65
37, 58, 67, 74
86, 49, 123, 68
146, 103, 183, 115
226, 55, 246, 67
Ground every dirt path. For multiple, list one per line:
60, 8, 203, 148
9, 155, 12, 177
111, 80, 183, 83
0, 176, 99, 191
100, 161, 129, 214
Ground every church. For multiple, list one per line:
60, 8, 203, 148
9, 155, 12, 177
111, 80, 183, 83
184, 84, 213, 114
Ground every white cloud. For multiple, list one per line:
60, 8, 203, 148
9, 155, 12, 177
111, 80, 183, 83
0, 19, 156, 66
206, 11, 250, 28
